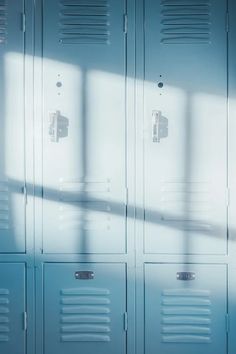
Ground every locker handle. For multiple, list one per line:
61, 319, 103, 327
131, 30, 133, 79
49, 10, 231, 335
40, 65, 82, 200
48, 111, 69, 142
152, 110, 168, 143
152, 110, 161, 143
49, 111, 60, 142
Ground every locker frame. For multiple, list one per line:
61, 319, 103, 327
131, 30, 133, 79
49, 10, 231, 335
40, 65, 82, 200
33, 0, 136, 354
135, 0, 236, 354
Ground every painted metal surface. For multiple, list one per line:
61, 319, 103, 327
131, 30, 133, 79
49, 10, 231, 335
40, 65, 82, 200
0, 263, 25, 354
0, 1, 236, 354
0, 0, 25, 252
44, 263, 126, 354
144, 0, 228, 255
41, 0, 127, 254
145, 263, 227, 354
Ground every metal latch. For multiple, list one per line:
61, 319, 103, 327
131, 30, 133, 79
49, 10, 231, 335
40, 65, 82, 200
75, 271, 94, 280
49, 110, 69, 142
152, 110, 168, 143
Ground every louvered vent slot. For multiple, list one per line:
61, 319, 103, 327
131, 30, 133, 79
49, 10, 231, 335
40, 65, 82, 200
60, 287, 111, 342
59, 0, 110, 45
59, 179, 111, 231
0, 0, 7, 44
161, 0, 211, 44
161, 181, 212, 232
0, 289, 10, 342
161, 289, 212, 343
0, 182, 9, 230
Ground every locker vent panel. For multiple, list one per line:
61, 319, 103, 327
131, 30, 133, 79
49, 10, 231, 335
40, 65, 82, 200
160, 0, 211, 44
60, 287, 111, 342
59, 0, 110, 45
160, 181, 212, 232
0, 0, 7, 44
0, 289, 9, 342
161, 289, 212, 343
59, 180, 111, 232
0, 182, 9, 230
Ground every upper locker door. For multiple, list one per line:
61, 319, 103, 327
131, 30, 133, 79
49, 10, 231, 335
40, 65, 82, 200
42, 0, 127, 253
144, 0, 228, 254
0, 1, 25, 252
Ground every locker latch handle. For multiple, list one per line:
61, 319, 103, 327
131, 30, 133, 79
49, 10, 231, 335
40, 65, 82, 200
49, 110, 69, 142
152, 110, 161, 143
152, 110, 168, 143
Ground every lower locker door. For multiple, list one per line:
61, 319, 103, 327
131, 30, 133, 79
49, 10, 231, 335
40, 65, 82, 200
145, 263, 227, 354
44, 263, 126, 354
0, 263, 25, 354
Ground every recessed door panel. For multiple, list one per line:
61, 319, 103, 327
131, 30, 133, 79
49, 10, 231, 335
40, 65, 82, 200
42, 0, 127, 253
145, 263, 227, 354
144, 0, 228, 254
0, 263, 25, 354
0, 0, 25, 252
44, 263, 126, 354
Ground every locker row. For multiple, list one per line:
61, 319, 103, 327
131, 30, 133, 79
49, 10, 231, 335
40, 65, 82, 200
0, 0, 235, 256
0, 262, 229, 354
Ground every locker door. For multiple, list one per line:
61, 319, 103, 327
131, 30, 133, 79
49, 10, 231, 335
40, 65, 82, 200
145, 263, 227, 354
44, 263, 126, 354
144, 0, 228, 254
42, 0, 127, 254
0, 1, 25, 252
0, 264, 25, 354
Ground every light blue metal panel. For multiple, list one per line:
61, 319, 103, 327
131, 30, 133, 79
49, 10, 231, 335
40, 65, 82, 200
0, 263, 25, 354
0, 0, 25, 252
144, 0, 228, 254
145, 263, 227, 354
41, 0, 127, 254
44, 263, 126, 354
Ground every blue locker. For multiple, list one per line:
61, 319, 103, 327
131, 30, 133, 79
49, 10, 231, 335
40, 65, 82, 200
43, 263, 127, 354
0, 263, 25, 354
143, 0, 228, 254
0, 0, 26, 252
145, 263, 227, 354
41, 0, 127, 254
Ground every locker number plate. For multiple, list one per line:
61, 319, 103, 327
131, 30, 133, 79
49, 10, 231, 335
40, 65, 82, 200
75, 271, 94, 280
176, 272, 195, 281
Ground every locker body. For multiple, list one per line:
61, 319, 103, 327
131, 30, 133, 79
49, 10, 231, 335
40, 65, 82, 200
41, 0, 127, 254
145, 263, 227, 354
143, 0, 228, 254
0, 0, 25, 253
0, 263, 25, 354
43, 263, 126, 354
0, 1, 235, 354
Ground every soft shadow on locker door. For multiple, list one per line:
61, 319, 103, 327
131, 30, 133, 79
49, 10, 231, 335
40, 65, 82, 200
144, 0, 228, 254
145, 264, 227, 354
42, 0, 127, 254
44, 263, 127, 354
0, 0, 26, 253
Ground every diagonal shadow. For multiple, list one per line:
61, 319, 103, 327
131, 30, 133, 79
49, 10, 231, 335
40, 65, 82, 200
7, 178, 235, 241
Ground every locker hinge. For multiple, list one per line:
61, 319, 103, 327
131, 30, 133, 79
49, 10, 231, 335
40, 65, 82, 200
226, 188, 230, 207
23, 312, 27, 331
226, 12, 229, 33
124, 312, 128, 331
21, 13, 26, 33
123, 14, 128, 34
22, 185, 28, 205
225, 314, 230, 333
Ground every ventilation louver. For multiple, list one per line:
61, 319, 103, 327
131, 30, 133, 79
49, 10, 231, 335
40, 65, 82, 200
0, 0, 7, 44
59, 0, 110, 45
161, 0, 211, 44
